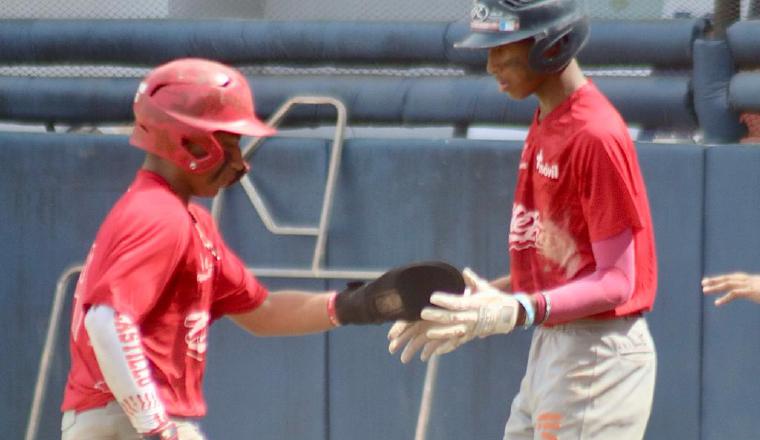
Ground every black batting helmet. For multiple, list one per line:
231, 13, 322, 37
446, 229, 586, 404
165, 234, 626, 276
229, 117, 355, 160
455, 0, 589, 73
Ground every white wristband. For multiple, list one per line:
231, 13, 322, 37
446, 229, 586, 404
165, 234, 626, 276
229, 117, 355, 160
540, 291, 552, 324
512, 293, 535, 329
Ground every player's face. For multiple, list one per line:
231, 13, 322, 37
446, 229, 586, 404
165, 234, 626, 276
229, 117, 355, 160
486, 39, 547, 100
185, 132, 248, 197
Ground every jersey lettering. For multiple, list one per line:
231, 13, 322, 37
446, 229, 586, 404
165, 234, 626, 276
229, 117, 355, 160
509, 203, 541, 251
536, 150, 559, 180
114, 313, 154, 387
184, 311, 210, 361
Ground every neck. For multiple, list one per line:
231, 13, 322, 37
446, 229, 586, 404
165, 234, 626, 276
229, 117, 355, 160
534, 59, 587, 120
142, 155, 192, 205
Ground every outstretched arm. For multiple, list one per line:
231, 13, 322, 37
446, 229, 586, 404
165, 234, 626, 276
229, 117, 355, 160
230, 261, 465, 336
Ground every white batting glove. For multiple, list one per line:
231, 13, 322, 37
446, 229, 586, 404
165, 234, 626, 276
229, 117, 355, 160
387, 320, 462, 363
420, 268, 520, 356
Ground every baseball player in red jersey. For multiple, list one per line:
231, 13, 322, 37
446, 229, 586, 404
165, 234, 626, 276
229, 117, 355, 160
389, 1, 658, 438
59, 58, 465, 440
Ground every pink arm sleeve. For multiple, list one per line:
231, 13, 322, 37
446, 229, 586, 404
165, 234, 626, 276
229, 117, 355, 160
540, 228, 635, 325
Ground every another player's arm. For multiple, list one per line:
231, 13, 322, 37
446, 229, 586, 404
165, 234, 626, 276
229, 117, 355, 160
702, 272, 760, 305
231, 262, 466, 336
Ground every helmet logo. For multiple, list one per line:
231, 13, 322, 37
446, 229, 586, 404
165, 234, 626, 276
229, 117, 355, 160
134, 81, 147, 104
213, 73, 230, 86
470, 3, 520, 32
471, 3, 490, 21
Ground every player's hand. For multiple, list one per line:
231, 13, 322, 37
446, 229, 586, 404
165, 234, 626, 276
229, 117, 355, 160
143, 422, 179, 440
420, 268, 519, 355
387, 320, 461, 363
702, 272, 760, 305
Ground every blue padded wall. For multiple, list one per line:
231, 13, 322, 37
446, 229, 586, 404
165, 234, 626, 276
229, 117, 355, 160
324, 139, 523, 440
702, 146, 760, 440
637, 144, 705, 440
0, 133, 142, 440
205, 138, 333, 439
3, 132, 755, 440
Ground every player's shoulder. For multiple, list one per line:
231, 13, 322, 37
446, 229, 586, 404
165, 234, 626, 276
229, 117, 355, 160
103, 184, 192, 239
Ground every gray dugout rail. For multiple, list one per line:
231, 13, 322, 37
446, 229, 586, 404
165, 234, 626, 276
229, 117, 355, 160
3, 132, 758, 439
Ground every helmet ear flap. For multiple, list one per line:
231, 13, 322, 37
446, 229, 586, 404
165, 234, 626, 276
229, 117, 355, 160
528, 17, 589, 73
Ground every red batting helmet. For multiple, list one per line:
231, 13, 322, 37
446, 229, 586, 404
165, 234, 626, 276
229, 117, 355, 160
129, 58, 276, 173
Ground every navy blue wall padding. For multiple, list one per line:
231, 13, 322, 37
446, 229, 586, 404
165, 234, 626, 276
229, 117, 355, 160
577, 19, 707, 68
0, 133, 144, 440
636, 143, 704, 440
325, 140, 522, 440
0, 77, 138, 124
728, 72, 760, 112
702, 146, 760, 440
206, 138, 333, 439
692, 39, 745, 144
726, 20, 760, 68
0, 19, 704, 68
0, 75, 696, 130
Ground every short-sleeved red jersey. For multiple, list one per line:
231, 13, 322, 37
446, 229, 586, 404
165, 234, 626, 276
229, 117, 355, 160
509, 81, 657, 319
61, 170, 268, 416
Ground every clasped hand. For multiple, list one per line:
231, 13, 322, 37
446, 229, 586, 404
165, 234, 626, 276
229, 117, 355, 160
388, 267, 520, 363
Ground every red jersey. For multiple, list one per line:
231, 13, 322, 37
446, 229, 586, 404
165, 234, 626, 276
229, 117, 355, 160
509, 82, 657, 318
61, 170, 268, 416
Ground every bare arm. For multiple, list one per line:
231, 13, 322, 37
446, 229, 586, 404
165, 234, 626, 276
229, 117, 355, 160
228, 290, 335, 336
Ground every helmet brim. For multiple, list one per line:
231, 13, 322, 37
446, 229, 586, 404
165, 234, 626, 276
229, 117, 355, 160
170, 110, 278, 138
217, 118, 277, 138
454, 29, 536, 49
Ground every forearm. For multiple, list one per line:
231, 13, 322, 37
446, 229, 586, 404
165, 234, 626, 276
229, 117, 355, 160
231, 291, 335, 336
541, 229, 635, 325
541, 267, 633, 324
84, 306, 173, 436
